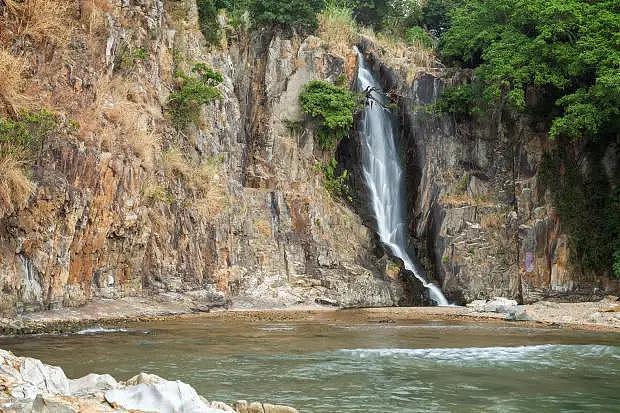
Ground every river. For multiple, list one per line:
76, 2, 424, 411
1, 313, 619, 412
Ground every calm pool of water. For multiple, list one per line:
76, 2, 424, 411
1, 313, 619, 412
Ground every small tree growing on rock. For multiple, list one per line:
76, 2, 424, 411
299, 79, 360, 150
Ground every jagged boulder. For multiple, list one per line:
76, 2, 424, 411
104, 381, 226, 413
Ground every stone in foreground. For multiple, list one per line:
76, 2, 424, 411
0, 349, 298, 413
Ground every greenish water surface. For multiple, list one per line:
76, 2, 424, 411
1, 313, 619, 412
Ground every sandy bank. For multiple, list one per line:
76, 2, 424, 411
1, 293, 619, 336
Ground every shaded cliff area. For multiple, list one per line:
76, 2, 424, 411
354, 40, 620, 304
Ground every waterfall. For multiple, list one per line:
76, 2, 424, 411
356, 50, 449, 306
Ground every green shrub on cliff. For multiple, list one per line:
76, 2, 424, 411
0, 109, 58, 158
197, 0, 323, 43
405, 26, 435, 48
0, 109, 60, 214
299, 80, 360, 150
433, 83, 482, 120
317, 158, 352, 201
168, 63, 223, 128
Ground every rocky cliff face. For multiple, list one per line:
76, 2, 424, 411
356, 43, 620, 304
4, 2, 615, 315
0, 0, 405, 315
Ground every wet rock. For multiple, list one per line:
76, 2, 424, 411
315, 297, 340, 307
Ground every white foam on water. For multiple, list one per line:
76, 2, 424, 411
259, 325, 296, 332
76, 327, 128, 335
340, 344, 620, 364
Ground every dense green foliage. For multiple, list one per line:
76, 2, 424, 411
343, 0, 460, 38
250, 0, 325, 31
433, 83, 481, 119
405, 26, 434, 48
197, 0, 252, 44
168, 64, 223, 128
0, 110, 58, 158
299, 80, 360, 150
195, 0, 444, 46
439, 0, 619, 142
197, 0, 323, 43
317, 158, 352, 201
196, 0, 223, 45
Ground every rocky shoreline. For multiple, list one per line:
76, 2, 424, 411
0, 349, 298, 413
1, 294, 619, 336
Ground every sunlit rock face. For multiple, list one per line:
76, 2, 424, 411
0, 1, 404, 315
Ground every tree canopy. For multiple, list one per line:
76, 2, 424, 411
439, 0, 620, 142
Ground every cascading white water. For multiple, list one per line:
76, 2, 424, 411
356, 50, 449, 306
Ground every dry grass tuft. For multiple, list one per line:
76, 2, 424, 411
0, 153, 35, 217
481, 212, 506, 229
440, 193, 495, 208
161, 150, 228, 217
4, 0, 73, 45
317, 4, 358, 57
126, 130, 160, 170
315, 3, 437, 83
76, 77, 161, 168
79, 0, 111, 35
0, 48, 27, 116
253, 218, 272, 237
359, 27, 437, 83
194, 156, 228, 217
162, 147, 193, 179
142, 180, 173, 204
